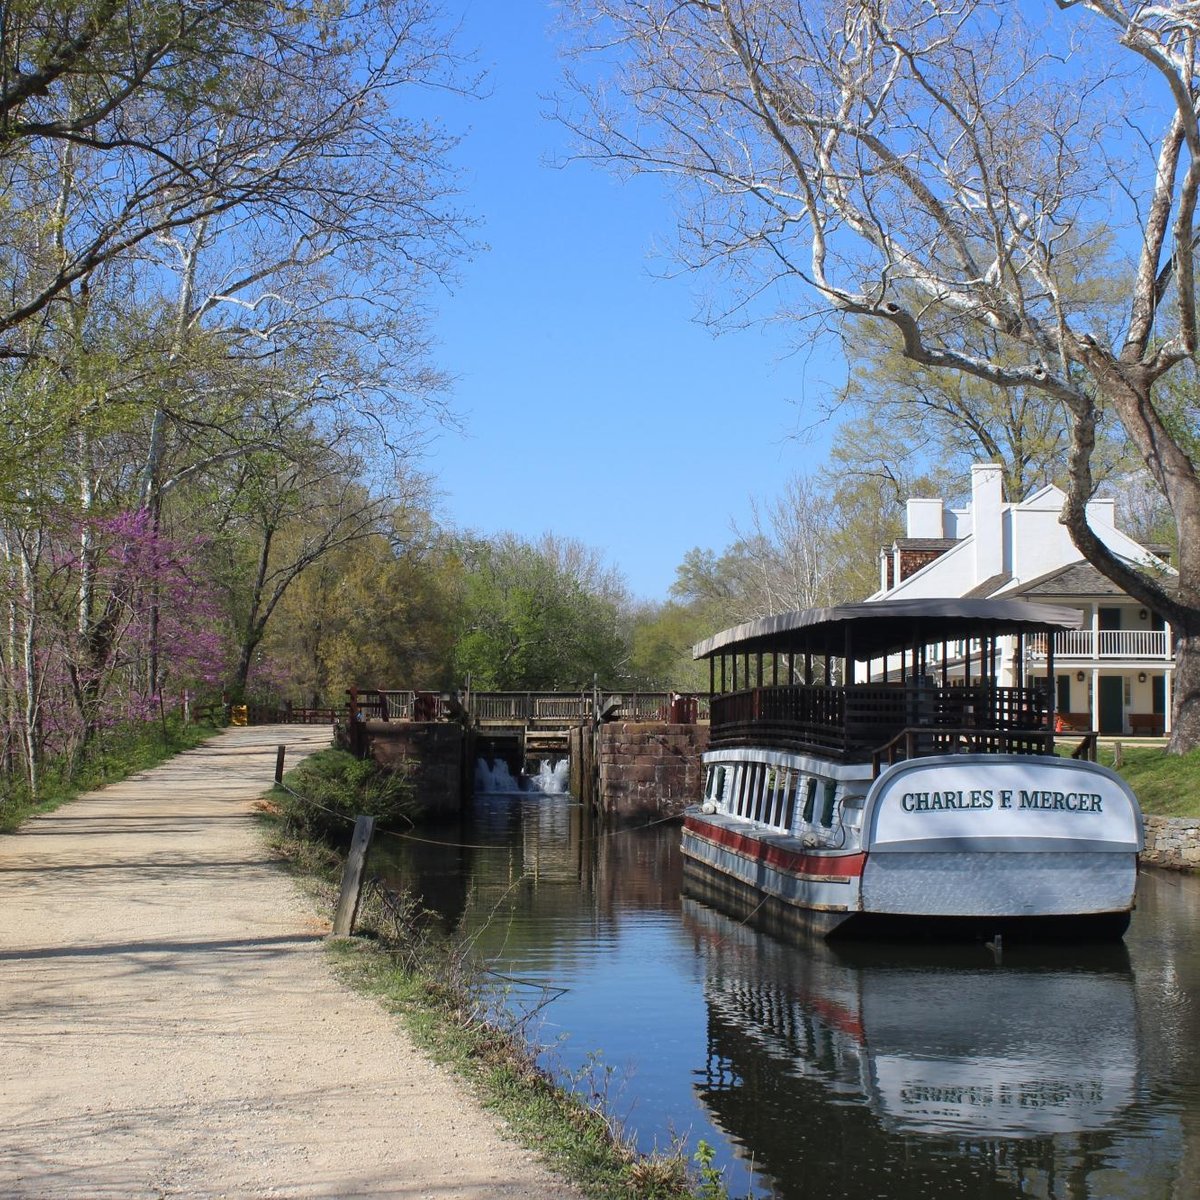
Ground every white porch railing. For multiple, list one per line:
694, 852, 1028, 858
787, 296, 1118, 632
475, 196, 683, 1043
1031, 630, 1171, 659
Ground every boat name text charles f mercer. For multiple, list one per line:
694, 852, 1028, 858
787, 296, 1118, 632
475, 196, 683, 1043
899, 789, 1104, 813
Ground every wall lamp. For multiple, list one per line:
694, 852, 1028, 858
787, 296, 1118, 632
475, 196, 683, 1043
1138, 672, 1148, 683
1076, 671, 1086, 682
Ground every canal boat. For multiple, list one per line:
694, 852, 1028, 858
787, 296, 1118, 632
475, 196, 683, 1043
683, 599, 1144, 940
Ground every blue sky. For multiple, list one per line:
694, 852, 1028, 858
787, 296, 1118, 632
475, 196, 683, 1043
420, 1, 845, 601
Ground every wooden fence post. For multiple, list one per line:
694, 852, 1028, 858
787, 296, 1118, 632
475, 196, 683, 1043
331, 815, 376, 937
275, 744, 286, 783
347, 686, 363, 757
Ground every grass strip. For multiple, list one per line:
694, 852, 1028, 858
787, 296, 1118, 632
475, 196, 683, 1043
1053, 739, 1200, 819
1105, 744, 1200, 818
1, 717, 219, 834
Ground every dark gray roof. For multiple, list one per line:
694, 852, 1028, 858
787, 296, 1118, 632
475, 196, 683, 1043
692, 598, 1084, 661
894, 537, 959, 551
1011, 559, 1176, 598
962, 572, 1013, 599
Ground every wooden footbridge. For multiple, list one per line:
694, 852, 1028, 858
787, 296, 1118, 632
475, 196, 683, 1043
346, 687, 708, 757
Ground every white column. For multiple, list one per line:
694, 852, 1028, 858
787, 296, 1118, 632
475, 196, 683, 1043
1165, 670, 1173, 734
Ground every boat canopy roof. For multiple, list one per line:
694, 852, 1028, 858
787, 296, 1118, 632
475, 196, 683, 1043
691, 598, 1084, 662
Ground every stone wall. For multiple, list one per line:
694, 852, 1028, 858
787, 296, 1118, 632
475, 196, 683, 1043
595, 721, 708, 826
1142, 815, 1200, 871
355, 720, 470, 819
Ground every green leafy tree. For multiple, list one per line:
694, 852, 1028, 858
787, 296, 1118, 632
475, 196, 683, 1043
453, 534, 629, 690
259, 512, 463, 703
626, 600, 714, 691
0, 0, 473, 784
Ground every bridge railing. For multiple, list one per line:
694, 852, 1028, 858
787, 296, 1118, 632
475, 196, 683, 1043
349, 690, 451, 722
246, 702, 336, 725
345, 687, 710, 725
468, 693, 518, 722
376, 690, 414, 719
533, 694, 592, 721
603, 692, 710, 721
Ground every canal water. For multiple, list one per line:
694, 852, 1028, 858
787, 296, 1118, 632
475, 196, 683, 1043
373, 772, 1200, 1200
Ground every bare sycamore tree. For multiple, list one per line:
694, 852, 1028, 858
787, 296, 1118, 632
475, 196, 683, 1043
561, 0, 1200, 751
732, 475, 843, 616
0, 2, 470, 347
219, 451, 395, 696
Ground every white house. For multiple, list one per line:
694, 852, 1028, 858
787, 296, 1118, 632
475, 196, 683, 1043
869, 463, 1176, 736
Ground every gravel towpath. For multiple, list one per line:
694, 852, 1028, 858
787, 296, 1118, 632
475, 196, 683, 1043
0, 725, 583, 1199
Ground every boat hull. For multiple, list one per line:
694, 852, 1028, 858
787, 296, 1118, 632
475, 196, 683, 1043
681, 813, 861, 938
682, 813, 1133, 941
686, 750, 1143, 942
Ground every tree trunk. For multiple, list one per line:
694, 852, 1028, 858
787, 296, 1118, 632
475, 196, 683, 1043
1, 534, 18, 781
19, 538, 41, 798
1168, 626, 1200, 753
231, 523, 274, 699
1168, 509, 1200, 753
232, 628, 265, 698
1063, 372, 1200, 753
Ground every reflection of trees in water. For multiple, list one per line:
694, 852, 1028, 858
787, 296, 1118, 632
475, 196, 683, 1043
685, 898, 1171, 1200
370, 822, 476, 932
380, 793, 684, 961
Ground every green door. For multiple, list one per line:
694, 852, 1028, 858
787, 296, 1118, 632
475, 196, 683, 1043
1099, 675, 1124, 734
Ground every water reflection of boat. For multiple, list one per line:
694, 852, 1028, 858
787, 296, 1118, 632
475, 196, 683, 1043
683, 896, 1141, 1196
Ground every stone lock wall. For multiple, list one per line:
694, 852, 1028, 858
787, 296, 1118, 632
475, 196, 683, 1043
595, 721, 709, 826
355, 720, 470, 819
1141, 815, 1200, 871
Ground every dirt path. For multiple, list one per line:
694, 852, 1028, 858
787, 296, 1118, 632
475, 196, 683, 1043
0, 725, 583, 1199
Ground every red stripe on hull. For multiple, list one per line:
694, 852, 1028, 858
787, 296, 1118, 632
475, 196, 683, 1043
685, 814, 867, 878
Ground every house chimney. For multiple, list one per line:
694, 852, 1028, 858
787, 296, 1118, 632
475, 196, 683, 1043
972, 463, 1004, 582
905, 497, 944, 538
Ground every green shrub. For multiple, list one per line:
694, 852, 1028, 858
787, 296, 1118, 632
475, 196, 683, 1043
1, 716, 217, 833
276, 749, 419, 844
